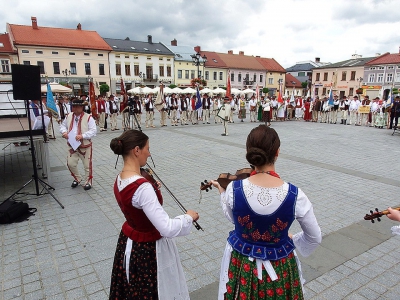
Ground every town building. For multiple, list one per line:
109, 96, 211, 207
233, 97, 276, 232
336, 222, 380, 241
0, 33, 18, 83
312, 54, 374, 98
104, 35, 174, 93
284, 73, 303, 97
363, 52, 400, 99
255, 56, 286, 96
6, 17, 112, 95
286, 58, 330, 83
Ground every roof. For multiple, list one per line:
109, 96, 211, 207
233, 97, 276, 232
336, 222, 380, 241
255, 57, 286, 73
104, 38, 174, 56
365, 52, 400, 65
215, 52, 265, 71
165, 44, 199, 61
8, 23, 112, 51
199, 51, 228, 68
286, 63, 316, 72
314, 57, 375, 69
285, 73, 302, 88
0, 33, 16, 53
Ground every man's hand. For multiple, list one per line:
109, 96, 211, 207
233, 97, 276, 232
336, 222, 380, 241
76, 135, 83, 141
62, 132, 68, 139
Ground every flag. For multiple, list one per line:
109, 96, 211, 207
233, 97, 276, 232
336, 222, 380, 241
119, 77, 128, 112
226, 70, 232, 100
290, 89, 295, 104
385, 88, 393, 108
328, 87, 334, 106
255, 84, 259, 101
89, 80, 98, 119
154, 84, 164, 111
46, 83, 59, 120
195, 85, 202, 109
277, 91, 283, 103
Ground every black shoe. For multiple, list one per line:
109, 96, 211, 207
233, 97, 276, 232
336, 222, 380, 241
71, 180, 79, 188
84, 184, 92, 191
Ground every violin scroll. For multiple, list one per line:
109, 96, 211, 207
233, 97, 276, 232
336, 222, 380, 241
200, 180, 212, 192
364, 208, 382, 223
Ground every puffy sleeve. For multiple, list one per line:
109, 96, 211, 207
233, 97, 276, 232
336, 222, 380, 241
82, 116, 97, 140
292, 188, 322, 257
219, 182, 234, 224
133, 182, 193, 238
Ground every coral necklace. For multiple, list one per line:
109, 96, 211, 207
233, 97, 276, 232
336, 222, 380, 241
250, 170, 280, 178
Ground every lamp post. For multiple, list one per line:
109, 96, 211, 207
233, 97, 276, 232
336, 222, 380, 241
277, 79, 283, 96
62, 69, 71, 85
191, 52, 207, 79
356, 77, 363, 96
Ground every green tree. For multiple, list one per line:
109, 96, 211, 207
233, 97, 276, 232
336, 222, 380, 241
301, 82, 308, 89
262, 87, 269, 94
169, 84, 177, 89
100, 84, 110, 96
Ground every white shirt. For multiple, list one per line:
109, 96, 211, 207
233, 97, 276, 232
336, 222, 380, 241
59, 113, 97, 140
371, 102, 379, 112
349, 99, 360, 111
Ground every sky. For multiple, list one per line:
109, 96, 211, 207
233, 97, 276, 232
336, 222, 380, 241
1, 0, 400, 68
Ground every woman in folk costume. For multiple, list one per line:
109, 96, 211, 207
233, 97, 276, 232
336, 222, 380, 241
238, 96, 247, 122
211, 125, 321, 300
276, 99, 286, 121
257, 98, 263, 122
109, 130, 199, 299
303, 97, 312, 121
262, 98, 272, 126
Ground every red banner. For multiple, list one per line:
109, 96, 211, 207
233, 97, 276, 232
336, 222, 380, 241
89, 80, 98, 119
226, 70, 232, 99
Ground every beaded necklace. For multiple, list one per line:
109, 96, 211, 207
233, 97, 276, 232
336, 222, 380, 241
250, 170, 280, 178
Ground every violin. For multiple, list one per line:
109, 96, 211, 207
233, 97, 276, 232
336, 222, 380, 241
200, 167, 253, 192
364, 206, 400, 223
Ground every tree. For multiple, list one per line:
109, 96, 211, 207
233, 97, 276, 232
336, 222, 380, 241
301, 82, 308, 89
169, 84, 177, 89
100, 83, 110, 96
262, 87, 269, 94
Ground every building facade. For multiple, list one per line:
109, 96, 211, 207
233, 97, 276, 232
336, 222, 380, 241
286, 58, 331, 83
0, 33, 18, 83
7, 17, 112, 95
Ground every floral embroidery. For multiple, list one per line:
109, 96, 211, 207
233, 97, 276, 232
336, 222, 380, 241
238, 216, 288, 243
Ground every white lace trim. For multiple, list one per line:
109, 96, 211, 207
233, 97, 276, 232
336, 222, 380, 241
391, 225, 400, 236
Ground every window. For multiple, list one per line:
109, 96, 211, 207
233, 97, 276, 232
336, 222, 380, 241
315, 88, 319, 95
350, 71, 356, 80
323, 72, 328, 81
23, 61, 30, 65
368, 73, 375, 83
191, 70, 195, 79
22, 50, 29, 53
69, 52, 75, 55
98, 53, 103, 57
134, 56, 139, 59
125, 64, 131, 76
52, 51, 58, 55
298, 72, 305, 76
388, 66, 394, 69
37, 61, 45, 74
260, 74, 263, 83
84, 53, 90, 56
396, 73, 400, 82
146, 66, 153, 79
99, 64, 105, 75
387, 73, 393, 82
349, 88, 354, 96
116, 55, 120, 58
220, 72, 223, 81
159, 66, 164, 77
315, 73, 320, 81
213, 72, 217, 80
185, 70, 189, 79
377, 73, 383, 82
1, 60, 10, 73
231, 72, 234, 82
370, 67, 376, 70
116, 63, 121, 76
53, 62, 60, 74
341, 71, 347, 81
134, 65, 139, 76
268, 78, 273, 85
198, 71, 202, 78
36, 50, 43, 54
253, 74, 256, 82
85, 63, 91, 75
167, 66, 171, 77
322, 87, 326, 95
125, 55, 129, 59
238, 74, 242, 82
178, 70, 182, 79
378, 66, 384, 70
205, 71, 209, 80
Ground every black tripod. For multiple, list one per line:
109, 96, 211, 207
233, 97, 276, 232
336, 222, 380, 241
5, 100, 64, 208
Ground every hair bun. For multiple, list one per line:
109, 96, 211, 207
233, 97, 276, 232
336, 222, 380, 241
246, 147, 267, 166
110, 138, 124, 155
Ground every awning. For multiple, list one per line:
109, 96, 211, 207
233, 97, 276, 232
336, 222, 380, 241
73, 84, 80, 89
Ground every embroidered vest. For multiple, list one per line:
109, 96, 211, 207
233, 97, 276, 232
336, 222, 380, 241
145, 99, 153, 111
228, 180, 297, 261
58, 103, 66, 119
97, 100, 106, 113
114, 178, 163, 242
66, 113, 92, 148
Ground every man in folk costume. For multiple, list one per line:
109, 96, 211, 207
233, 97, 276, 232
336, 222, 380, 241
220, 96, 232, 136
349, 95, 360, 125
212, 96, 221, 124
60, 98, 97, 191
248, 95, 257, 122
320, 97, 328, 123
294, 96, 303, 120
56, 96, 70, 124
229, 97, 235, 123
271, 96, 278, 121
145, 93, 156, 128
312, 96, 321, 122
331, 95, 340, 124
41, 95, 55, 138
202, 94, 211, 124
108, 95, 120, 131
96, 95, 107, 132
190, 95, 198, 124
359, 95, 371, 126
339, 96, 349, 125
159, 94, 168, 127
370, 97, 379, 127
81, 95, 91, 114
169, 93, 178, 126
238, 96, 246, 122
178, 94, 189, 125
286, 98, 294, 121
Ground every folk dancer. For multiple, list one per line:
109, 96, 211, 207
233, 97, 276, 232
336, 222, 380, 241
96, 95, 107, 132
108, 95, 120, 131
81, 95, 91, 115
320, 97, 329, 123
312, 96, 321, 122
238, 96, 246, 122
294, 97, 303, 120
348, 96, 359, 125
262, 97, 271, 126
286, 98, 294, 121
178, 94, 189, 125
339, 96, 349, 125
331, 95, 340, 124
271, 96, 278, 121
303, 97, 312, 121
370, 97, 379, 127
229, 97, 235, 123
59, 98, 97, 191
190, 95, 198, 124
359, 96, 371, 126
221, 96, 232, 136
159, 94, 168, 127
145, 94, 155, 128
375, 99, 386, 128
41, 95, 54, 138
249, 95, 257, 122
389, 96, 400, 130
213, 96, 221, 124
56, 96, 70, 124
169, 94, 178, 126
202, 94, 211, 124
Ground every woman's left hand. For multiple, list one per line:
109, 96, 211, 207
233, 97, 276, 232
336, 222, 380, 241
156, 181, 162, 189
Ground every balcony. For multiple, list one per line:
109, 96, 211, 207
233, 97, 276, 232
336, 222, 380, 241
145, 74, 158, 82
243, 80, 253, 85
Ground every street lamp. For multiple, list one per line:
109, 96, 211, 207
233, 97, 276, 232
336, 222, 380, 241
62, 69, 71, 85
356, 77, 363, 96
191, 52, 207, 79
277, 79, 283, 96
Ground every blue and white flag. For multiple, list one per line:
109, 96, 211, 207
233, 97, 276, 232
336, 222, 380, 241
385, 88, 393, 108
46, 83, 59, 119
195, 85, 202, 110
327, 87, 334, 106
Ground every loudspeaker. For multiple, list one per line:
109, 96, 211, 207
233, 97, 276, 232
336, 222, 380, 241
11, 64, 41, 100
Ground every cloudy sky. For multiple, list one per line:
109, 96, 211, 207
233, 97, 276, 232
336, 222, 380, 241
2, 0, 400, 68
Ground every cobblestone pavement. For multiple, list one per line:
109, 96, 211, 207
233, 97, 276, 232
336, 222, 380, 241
1, 113, 400, 300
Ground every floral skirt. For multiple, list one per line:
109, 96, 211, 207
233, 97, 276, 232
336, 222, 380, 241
224, 251, 303, 300
109, 231, 158, 300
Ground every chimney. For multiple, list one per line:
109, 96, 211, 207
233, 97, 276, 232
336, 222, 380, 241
239, 51, 244, 55
77, 23, 81, 30
171, 39, 177, 46
147, 35, 152, 44
375, 53, 381, 57
315, 57, 320, 62
228, 50, 233, 54
256, 55, 260, 58
31, 17, 38, 29
194, 46, 200, 53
